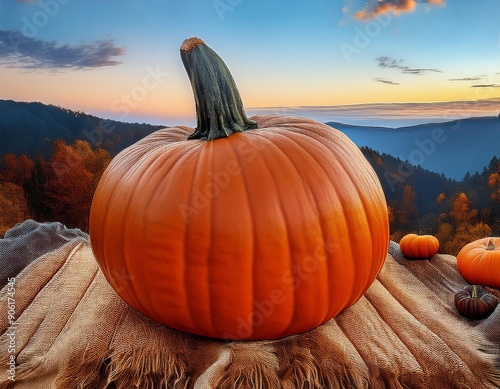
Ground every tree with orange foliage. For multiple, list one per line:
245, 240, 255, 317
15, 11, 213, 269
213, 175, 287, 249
0, 153, 35, 185
0, 182, 30, 235
488, 163, 500, 203
44, 139, 110, 230
450, 192, 478, 226
0, 154, 35, 234
435, 222, 453, 248
399, 184, 418, 229
441, 192, 491, 255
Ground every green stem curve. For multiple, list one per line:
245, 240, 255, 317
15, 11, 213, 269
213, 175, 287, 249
180, 37, 258, 141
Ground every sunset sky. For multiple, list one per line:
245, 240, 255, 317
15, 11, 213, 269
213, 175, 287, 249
1, 0, 499, 127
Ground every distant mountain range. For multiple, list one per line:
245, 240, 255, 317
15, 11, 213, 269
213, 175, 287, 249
3, 99, 500, 235
0, 99, 163, 158
327, 117, 500, 180
1, 99, 499, 181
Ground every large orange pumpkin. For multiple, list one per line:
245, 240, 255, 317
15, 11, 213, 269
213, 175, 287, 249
89, 37, 390, 340
399, 234, 439, 259
457, 238, 500, 289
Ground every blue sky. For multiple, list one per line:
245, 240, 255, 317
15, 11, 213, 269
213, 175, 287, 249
0, 0, 499, 127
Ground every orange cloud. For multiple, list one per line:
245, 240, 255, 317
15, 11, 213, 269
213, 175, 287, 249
355, 0, 444, 20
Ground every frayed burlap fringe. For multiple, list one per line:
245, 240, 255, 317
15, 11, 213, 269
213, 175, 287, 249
59, 347, 190, 389
210, 343, 280, 389
1, 221, 499, 388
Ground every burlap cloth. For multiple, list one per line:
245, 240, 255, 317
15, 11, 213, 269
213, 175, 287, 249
1, 220, 499, 388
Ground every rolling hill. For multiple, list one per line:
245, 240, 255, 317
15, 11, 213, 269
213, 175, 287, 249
327, 117, 500, 180
0, 99, 164, 157
1, 99, 499, 182
1, 99, 499, 238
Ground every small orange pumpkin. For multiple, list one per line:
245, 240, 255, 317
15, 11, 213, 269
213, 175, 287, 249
89, 37, 389, 340
456, 238, 500, 289
399, 234, 439, 259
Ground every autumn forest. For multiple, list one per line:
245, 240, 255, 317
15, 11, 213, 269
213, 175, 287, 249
363, 148, 500, 255
1, 137, 499, 256
1, 102, 499, 255
0, 139, 110, 234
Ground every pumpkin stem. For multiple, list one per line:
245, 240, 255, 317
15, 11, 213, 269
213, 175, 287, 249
471, 285, 479, 299
486, 239, 496, 251
180, 37, 258, 140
